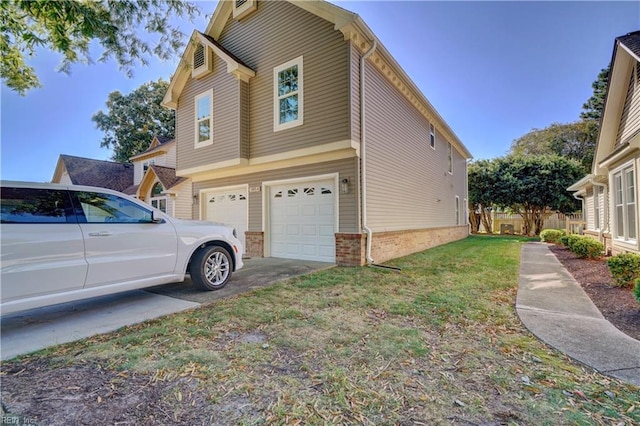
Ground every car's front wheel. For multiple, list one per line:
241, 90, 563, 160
191, 246, 233, 291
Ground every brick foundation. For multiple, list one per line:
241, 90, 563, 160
335, 226, 469, 266
245, 231, 264, 258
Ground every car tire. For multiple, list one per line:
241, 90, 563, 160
191, 246, 233, 291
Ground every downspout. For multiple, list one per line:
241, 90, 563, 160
573, 191, 585, 234
360, 39, 377, 265
590, 179, 608, 244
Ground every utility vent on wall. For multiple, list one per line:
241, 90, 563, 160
192, 43, 212, 79
233, 0, 256, 20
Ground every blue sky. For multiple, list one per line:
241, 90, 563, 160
1, 1, 638, 182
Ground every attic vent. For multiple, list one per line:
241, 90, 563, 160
191, 42, 212, 79
193, 44, 205, 69
233, 0, 256, 20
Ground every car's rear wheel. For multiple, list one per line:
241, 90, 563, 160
191, 246, 232, 291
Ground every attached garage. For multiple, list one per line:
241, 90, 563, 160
202, 186, 248, 252
266, 177, 337, 262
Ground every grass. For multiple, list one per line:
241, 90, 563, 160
2, 235, 639, 425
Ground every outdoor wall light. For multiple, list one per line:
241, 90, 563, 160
193, 194, 199, 204
340, 178, 349, 194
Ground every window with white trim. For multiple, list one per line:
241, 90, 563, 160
150, 182, 167, 213
195, 89, 213, 147
429, 124, 435, 149
447, 143, 453, 174
613, 164, 636, 242
274, 56, 303, 131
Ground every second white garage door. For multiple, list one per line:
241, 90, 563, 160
269, 179, 336, 262
204, 187, 248, 253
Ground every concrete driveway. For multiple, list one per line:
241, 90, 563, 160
0, 258, 333, 360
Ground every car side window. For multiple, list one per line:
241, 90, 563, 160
73, 191, 154, 224
0, 187, 75, 223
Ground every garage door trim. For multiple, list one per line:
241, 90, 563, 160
262, 173, 339, 259
199, 184, 249, 251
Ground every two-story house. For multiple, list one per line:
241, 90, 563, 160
569, 31, 640, 256
126, 136, 193, 219
52, 136, 192, 219
162, 0, 472, 265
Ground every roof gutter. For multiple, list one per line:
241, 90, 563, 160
360, 39, 377, 265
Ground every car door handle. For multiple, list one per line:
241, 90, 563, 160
88, 231, 113, 237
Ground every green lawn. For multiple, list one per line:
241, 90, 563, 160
2, 235, 639, 425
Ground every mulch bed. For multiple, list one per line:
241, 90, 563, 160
547, 244, 640, 341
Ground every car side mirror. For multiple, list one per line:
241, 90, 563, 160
151, 211, 164, 224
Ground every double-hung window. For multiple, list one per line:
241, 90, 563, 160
195, 89, 213, 147
593, 186, 601, 230
274, 56, 303, 131
613, 163, 637, 242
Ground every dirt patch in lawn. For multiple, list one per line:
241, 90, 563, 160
547, 244, 640, 341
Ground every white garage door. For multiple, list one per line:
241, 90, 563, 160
269, 179, 335, 262
204, 187, 247, 252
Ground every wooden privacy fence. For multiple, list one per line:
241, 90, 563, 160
487, 212, 584, 234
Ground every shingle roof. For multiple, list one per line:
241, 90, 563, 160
134, 136, 174, 158
149, 165, 188, 190
617, 31, 640, 59
59, 155, 134, 192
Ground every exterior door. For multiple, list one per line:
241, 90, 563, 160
269, 179, 335, 262
204, 187, 248, 252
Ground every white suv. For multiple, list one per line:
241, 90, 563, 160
0, 181, 244, 315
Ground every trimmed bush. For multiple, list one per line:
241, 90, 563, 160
566, 234, 583, 252
540, 229, 566, 244
634, 279, 640, 305
559, 235, 570, 247
607, 253, 640, 288
569, 237, 604, 259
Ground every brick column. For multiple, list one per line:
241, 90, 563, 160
335, 233, 366, 266
245, 231, 264, 258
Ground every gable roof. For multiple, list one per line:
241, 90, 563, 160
149, 165, 188, 190
52, 155, 134, 192
129, 136, 175, 161
592, 30, 640, 175
162, 30, 256, 108
162, 0, 471, 159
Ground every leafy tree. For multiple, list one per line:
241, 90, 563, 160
468, 159, 500, 233
493, 155, 583, 236
92, 79, 174, 163
509, 121, 597, 174
580, 66, 610, 122
1, 0, 199, 95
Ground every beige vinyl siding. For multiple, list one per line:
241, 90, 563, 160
585, 187, 595, 230
217, 0, 350, 158
616, 66, 640, 145
349, 42, 361, 143
192, 158, 358, 232
165, 145, 177, 169
173, 182, 194, 220
176, 53, 240, 171
363, 61, 467, 232
239, 80, 250, 159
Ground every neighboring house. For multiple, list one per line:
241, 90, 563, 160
162, 0, 472, 265
52, 136, 192, 219
126, 136, 193, 219
568, 31, 640, 255
52, 155, 134, 192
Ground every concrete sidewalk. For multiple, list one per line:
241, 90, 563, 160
516, 242, 640, 386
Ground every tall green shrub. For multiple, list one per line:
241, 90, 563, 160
566, 234, 583, 252
607, 253, 640, 288
634, 279, 640, 305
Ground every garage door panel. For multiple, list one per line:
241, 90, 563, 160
204, 187, 247, 253
270, 179, 335, 262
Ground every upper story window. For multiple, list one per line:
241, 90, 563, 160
233, 0, 257, 20
274, 56, 304, 132
429, 124, 435, 149
143, 159, 155, 172
447, 143, 453, 174
594, 186, 601, 230
613, 163, 636, 242
195, 89, 213, 147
